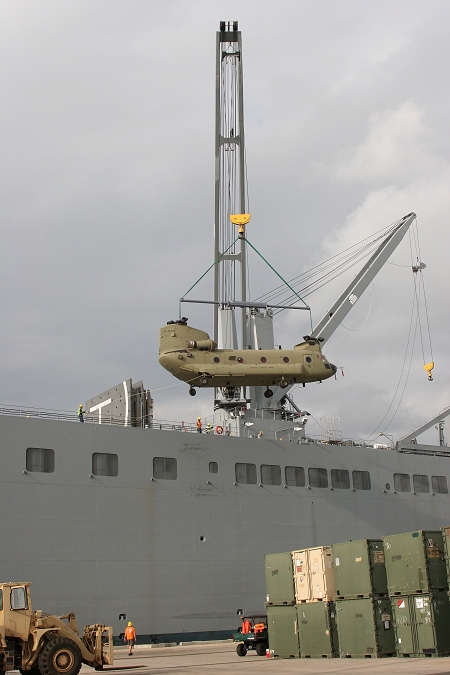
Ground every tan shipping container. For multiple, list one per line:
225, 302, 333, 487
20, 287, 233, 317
309, 546, 335, 601
292, 550, 311, 602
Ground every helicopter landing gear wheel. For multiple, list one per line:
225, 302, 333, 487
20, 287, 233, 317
280, 379, 288, 389
264, 388, 273, 398
189, 387, 196, 396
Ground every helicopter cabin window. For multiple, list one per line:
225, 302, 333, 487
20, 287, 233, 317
235, 463, 257, 485
0, 589, 2, 611
413, 474, 429, 493
432, 475, 448, 494
209, 461, 218, 473
153, 457, 177, 480
285, 466, 305, 487
10, 586, 28, 610
92, 453, 118, 477
394, 473, 411, 492
308, 467, 328, 488
26, 448, 54, 473
331, 469, 350, 489
352, 470, 371, 490
261, 464, 281, 486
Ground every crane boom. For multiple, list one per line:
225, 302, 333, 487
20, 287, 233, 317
313, 212, 416, 344
270, 212, 416, 407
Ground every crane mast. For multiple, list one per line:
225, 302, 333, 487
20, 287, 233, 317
214, 21, 249, 407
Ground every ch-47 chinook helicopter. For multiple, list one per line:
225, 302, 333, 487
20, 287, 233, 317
159, 318, 337, 397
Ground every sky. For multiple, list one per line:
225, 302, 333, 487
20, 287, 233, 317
1, 0, 449, 444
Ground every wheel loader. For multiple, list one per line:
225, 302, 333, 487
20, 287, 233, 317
0, 583, 113, 675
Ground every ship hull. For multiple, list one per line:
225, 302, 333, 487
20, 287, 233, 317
1, 415, 449, 639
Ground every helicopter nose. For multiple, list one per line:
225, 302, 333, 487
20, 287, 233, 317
331, 364, 337, 374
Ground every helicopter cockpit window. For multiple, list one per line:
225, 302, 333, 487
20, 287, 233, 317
0, 589, 2, 611
11, 586, 28, 610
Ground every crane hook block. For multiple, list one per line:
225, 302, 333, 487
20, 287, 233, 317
230, 214, 251, 225
424, 361, 434, 381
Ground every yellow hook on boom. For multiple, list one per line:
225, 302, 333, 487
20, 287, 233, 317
424, 362, 434, 381
230, 213, 251, 236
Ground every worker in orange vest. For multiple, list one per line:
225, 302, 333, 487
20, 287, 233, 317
124, 621, 137, 655
197, 417, 202, 433
241, 618, 251, 634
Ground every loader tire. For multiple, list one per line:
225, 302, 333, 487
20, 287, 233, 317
38, 638, 82, 675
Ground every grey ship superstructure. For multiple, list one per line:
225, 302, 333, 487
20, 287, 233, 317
0, 22, 449, 643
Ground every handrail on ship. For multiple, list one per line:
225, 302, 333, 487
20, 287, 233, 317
1, 404, 447, 453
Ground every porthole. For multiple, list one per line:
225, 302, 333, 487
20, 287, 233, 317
237, 357, 244, 363
283, 356, 289, 363
199, 535, 205, 542
305, 356, 312, 363
213, 357, 220, 363
385, 483, 390, 491
260, 356, 267, 363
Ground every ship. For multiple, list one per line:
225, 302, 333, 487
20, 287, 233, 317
1, 21, 449, 644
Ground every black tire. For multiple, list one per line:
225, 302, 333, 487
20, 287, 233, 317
189, 387, 196, 396
236, 643, 247, 657
38, 638, 82, 675
264, 389, 273, 398
256, 642, 267, 656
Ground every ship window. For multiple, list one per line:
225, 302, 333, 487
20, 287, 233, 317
331, 469, 350, 489
413, 474, 429, 493
209, 461, 218, 473
308, 467, 328, 488
153, 457, 177, 480
352, 470, 371, 490
26, 448, 54, 473
261, 464, 281, 486
393, 473, 411, 492
285, 466, 305, 487
432, 475, 448, 494
92, 453, 118, 477
11, 586, 28, 610
235, 463, 257, 485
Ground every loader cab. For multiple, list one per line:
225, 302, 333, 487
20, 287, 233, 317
0, 583, 32, 642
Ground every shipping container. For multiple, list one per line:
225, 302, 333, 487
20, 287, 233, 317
266, 605, 300, 658
392, 593, 450, 657
333, 539, 388, 599
336, 597, 396, 658
309, 546, 335, 601
265, 552, 295, 605
383, 531, 447, 595
292, 550, 310, 602
441, 526, 450, 584
292, 546, 335, 603
298, 601, 339, 658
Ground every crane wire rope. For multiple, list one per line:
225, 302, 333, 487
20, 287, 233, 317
340, 283, 375, 332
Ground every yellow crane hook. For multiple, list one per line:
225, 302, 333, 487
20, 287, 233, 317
424, 362, 434, 381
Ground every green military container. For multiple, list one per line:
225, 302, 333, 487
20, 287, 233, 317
266, 605, 300, 658
336, 597, 396, 658
333, 539, 387, 599
441, 526, 450, 585
392, 592, 450, 657
265, 552, 295, 605
297, 601, 339, 658
383, 531, 447, 595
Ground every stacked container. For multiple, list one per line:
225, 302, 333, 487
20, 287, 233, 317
264, 552, 300, 658
383, 530, 450, 657
332, 539, 396, 658
292, 546, 338, 658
